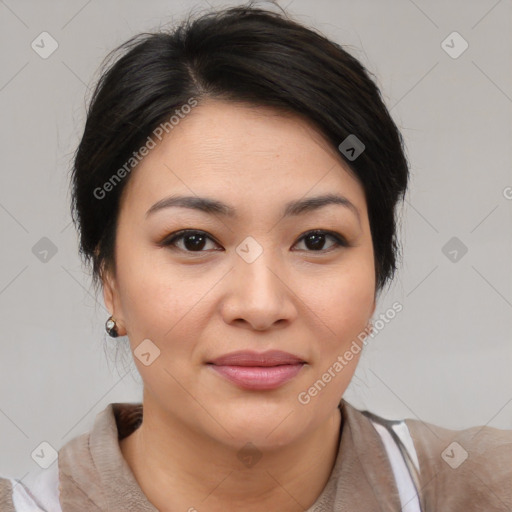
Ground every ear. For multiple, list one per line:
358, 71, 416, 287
369, 297, 377, 319
366, 295, 377, 335
101, 266, 127, 337
102, 270, 115, 313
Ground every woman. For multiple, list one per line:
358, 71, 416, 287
1, 3, 510, 511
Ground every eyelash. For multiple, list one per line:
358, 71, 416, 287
159, 229, 349, 255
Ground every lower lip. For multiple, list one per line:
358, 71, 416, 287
208, 363, 304, 390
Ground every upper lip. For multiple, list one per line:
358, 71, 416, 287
208, 350, 306, 367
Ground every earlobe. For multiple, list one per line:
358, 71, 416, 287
98, 257, 127, 336
102, 274, 127, 337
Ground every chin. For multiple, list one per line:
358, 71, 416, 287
211, 401, 306, 444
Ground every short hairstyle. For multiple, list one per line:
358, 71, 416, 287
70, 2, 409, 299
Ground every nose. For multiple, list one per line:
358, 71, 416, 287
220, 249, 297, 331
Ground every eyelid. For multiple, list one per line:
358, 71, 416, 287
159, 228, 349, 253
295, 229, 349, 248
159, 229, 222, 250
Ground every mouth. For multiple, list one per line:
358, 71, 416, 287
206, 350, 306, 390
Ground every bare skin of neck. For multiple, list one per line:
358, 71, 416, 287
119, 407, 343, 512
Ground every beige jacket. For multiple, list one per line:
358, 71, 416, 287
1, 399, 511, 511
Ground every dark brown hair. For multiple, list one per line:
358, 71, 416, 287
70, 2, 409, 299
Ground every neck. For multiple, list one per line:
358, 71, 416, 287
120, 398, 343, 512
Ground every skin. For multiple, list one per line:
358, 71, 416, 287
103, 99, 376, 512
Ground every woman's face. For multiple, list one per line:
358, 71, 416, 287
103, 99, 376, 448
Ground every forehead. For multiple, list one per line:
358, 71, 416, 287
120, 100, 366, 217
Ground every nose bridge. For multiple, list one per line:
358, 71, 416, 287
222, 235, 295, 329
235, 235, 282, 297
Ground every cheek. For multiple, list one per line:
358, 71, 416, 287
115, 229, 175, 309
312, 266, 374, 326
307, 265, 374, 368
115, 254, 215, 360
119, 275, 193, 341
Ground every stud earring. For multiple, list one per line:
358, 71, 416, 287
105, 315, 119, 338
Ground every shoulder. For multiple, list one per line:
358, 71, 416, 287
0, 476, 16, 511
0, 475, 45, 512
405, 416, 512, 510
0, 461, 61, 512
0, 402, 134, 512
345, 402, 512, 510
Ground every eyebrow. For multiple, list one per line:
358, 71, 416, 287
145, 193, 361, 225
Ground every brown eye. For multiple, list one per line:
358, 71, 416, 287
160, 229, 348, 255
162, 230, 220, 252
293, 230, 348, 252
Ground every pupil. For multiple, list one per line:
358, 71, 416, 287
181, 233, 328, 251
305, 233, 325, 250
185, 234, 205, 251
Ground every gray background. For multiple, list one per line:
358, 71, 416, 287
1, 0, 511, 483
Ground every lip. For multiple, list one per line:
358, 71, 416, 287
207, 350, 306, 390
208, 350, 306, 366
